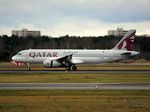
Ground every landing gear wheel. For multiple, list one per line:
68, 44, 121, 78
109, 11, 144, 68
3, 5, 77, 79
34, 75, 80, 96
27, 63, 31, 70
72, 65, 77, 71
27, 67, 31, 70
66, 66, 71, 71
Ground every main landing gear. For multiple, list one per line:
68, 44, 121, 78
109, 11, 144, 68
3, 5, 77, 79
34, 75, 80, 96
66, 65, 77, 71
27, 63, 31, 70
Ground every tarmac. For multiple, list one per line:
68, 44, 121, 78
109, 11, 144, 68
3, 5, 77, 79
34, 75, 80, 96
0, 70, 150, 74
0, 83, 150, 90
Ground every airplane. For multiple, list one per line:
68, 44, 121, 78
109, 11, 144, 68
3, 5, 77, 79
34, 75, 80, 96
12, 30, 139, 71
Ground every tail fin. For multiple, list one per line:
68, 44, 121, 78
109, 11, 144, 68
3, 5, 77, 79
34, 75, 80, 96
113, 30, 136, 51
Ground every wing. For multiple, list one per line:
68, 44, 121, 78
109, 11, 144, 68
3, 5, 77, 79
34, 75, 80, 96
57, 54, 73, 66
57, 54, 84, 65
43, 54, 84, 67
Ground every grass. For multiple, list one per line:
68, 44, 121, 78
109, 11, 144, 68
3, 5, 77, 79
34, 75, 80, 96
0, 90, 149, 112
0, 62, 150, 112
0, 73, 150, 83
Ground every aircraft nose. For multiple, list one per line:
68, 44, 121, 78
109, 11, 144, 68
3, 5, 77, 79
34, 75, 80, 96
12, 56, 16, 61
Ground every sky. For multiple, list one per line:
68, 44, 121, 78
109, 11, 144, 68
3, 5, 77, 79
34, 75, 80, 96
0, 0, 150, 36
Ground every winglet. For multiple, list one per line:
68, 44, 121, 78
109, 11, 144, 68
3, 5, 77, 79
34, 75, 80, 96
113, 30, 136, 51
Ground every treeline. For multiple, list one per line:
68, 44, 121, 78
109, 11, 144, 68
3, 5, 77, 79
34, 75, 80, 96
0, 35, 150, 61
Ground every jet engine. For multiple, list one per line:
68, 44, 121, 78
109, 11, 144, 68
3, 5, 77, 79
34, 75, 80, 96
43, 60, 61, 67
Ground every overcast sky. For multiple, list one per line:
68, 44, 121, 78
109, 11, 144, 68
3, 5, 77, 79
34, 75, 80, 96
0, 0, 150, 36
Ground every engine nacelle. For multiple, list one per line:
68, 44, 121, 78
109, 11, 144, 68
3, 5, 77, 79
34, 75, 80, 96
43, 60, 61, 68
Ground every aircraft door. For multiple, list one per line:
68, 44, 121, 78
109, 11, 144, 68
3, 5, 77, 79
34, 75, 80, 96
99, 51, 104, 60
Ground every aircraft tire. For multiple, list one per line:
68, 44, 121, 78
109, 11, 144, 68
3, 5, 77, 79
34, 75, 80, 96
72, 65, 77, 71
27, 67, 31, 70
66, 66, 71, 71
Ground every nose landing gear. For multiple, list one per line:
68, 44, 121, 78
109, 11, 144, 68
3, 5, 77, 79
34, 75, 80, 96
27, 63, 31, 70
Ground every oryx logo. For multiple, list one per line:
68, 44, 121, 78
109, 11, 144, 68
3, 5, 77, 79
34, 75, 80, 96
114, 30, 136, 51
122, 40, 127, 49
117, 31, 135, 50
117, 39, 127, 50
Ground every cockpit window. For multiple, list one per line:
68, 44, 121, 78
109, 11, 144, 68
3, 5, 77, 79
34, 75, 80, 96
17, 53, 22, 55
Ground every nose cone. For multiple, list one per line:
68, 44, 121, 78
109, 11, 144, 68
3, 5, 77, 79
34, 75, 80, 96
12, 56, 16, 61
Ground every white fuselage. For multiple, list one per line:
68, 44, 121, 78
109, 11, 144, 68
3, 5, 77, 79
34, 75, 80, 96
12, 49, 139, 64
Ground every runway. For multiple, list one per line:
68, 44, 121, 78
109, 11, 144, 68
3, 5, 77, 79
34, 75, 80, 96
0, 83, 150, 90
0, 70, 150, 74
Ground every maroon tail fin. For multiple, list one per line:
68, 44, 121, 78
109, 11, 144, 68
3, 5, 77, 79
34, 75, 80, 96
113, 30, 136, 51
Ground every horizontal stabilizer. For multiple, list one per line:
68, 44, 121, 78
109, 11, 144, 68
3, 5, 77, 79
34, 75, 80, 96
121, 52, 131, 56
